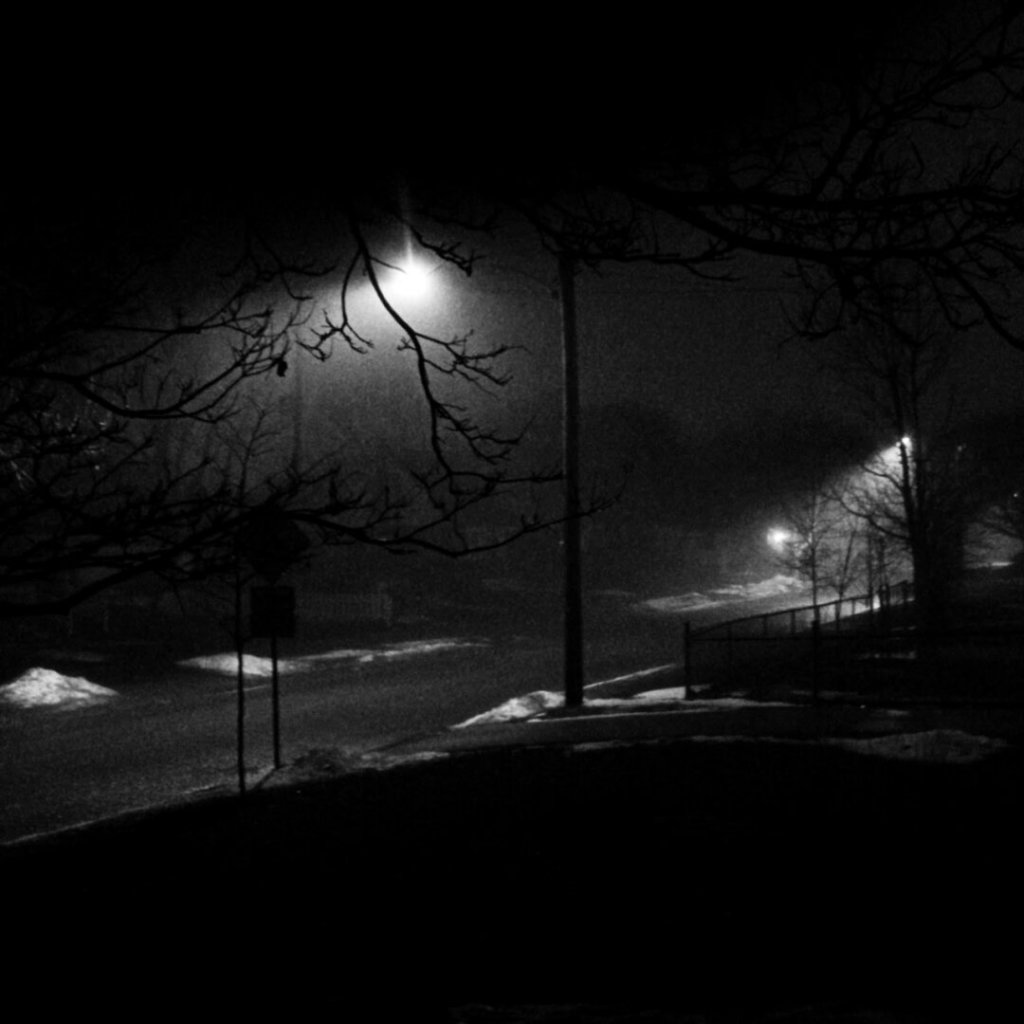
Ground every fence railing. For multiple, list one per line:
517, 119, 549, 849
683, 582, 914, 698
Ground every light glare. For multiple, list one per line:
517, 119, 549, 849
386, 257, 433, 303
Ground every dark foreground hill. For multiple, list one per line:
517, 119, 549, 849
3, 730, 1021, 1019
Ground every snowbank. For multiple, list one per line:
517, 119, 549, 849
346, 638, 486, 664
457, 688, 809, 727
0, 667, 117, 708
456, 690, 565, 727
180, 637, 486, 676
178, 653, 310, 677
454, 685, 1009, 765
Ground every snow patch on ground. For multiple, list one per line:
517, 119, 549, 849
458, 668, 697, 726
178, 653, 311, 677
584, 663, 678, 692
452, 687, 1002, 764
690, 730, 1007, 763
455, 689, 806, 727
456, 690, 565, 727
640, 574, 807, 614
630, 686, 691, 702
181, 637, 487, 676
827, 729, 1010, 764
265, 746, 450, 785
581, 694, 800, 714
297, 647, 376, 662
0, 667, 117, 708
349, 638, 486, 664
631, 691, 799, 708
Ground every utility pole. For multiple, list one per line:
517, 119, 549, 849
559, 252, 584, 708
292, 341, 304, 474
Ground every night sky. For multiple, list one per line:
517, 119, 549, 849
6, 0, 1021, 540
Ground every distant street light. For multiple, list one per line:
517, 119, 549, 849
767, 526, 795, 552
877, 435, 913, 472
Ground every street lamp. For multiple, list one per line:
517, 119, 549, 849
877, 435, 912, 472
384, 254, 435, 305
558, 253, 584, 708
336, 238, 587, 709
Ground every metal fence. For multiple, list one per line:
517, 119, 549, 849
683, 582, 914, 698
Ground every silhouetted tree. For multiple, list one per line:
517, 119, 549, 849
825, 276, 984, 631
772, 482, 868, 606
343, 6, 1024, 607
389, 3, 1024, 359
970, 410, 1024, 560
18, 2, 1019, 625
0, 190, 563, 623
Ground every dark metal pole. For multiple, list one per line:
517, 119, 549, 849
559, 252, 584, 708
234, 573, 246, 796
292, 342, 304, 474
236, 649, 246, 795
811, 606, 822, 703
684, 620, 693, 695
270, 628, 282, 770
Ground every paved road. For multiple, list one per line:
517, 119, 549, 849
0, 632, 551, 842
0, 584, 813, 844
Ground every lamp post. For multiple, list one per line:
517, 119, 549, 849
373, 244, 587, 708
559, 252, 584, 708
292, 340, 304, 473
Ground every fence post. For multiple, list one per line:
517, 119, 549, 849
811, 605, 822, 703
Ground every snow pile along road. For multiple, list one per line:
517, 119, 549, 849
305, 638, 487, 665
0, 667, 118, 708
454, 685, 1010, 765
456, 690, 565, 727
179, 638, 487, 676
178, 653, 310, 677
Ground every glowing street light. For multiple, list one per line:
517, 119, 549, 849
351, 239, 586, 708
767, 526, 795, 552
875, 434, 913, 473
384, 254, 436, 305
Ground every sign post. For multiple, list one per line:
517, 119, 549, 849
236, 508, 309, 775
250, 584, 296, 769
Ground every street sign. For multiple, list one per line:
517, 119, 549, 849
250, 585, 296, 638
237, 507, 310, 582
